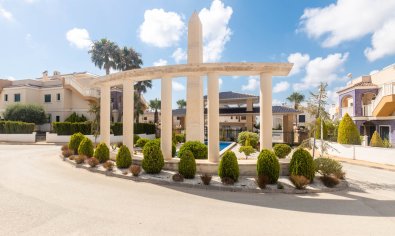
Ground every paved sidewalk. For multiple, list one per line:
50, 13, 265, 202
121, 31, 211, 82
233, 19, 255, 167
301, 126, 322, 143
328, 156, 395, 172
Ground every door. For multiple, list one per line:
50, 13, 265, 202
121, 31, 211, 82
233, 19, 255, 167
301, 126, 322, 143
379, 126, 390, 141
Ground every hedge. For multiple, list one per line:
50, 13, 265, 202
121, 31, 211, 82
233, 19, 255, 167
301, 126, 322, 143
52, 122, 92, 135
111, 123, 156, 135
0, 121, 35, 134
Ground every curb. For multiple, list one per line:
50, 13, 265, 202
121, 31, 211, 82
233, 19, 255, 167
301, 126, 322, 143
61, 156, 349, 194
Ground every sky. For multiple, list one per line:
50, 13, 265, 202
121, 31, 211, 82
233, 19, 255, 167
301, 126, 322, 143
1, 0, 395, 108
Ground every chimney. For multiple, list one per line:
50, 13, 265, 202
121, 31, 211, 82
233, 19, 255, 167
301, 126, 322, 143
53, 70, 61, 79
42, 71, 48, 81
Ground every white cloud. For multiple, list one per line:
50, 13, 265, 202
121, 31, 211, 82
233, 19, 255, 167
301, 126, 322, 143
293, 53, 349, 91
66, 28, 92, 50
153, 59, 168, 66
272, 99, 283, 106
327, 87, 341, 105
242, 76, 259, 91
273, 81, 290, 93
172, 81, 185, 91
287, 53, 310, 75
172, 47, 187, 64
300, 0, 395, 48
139, 9, 185, 48
0, 5, 13, 21
364, 19, 395, 61
219, 78, 223, 88
369, 70, 379, 75
199, 0, 233, 62
24, 0, 38, 3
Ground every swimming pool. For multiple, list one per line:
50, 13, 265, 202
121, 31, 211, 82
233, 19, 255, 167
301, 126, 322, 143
204, 141, 233, 151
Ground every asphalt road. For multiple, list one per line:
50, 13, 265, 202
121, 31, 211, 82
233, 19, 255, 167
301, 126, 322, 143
0, 144, 394, 236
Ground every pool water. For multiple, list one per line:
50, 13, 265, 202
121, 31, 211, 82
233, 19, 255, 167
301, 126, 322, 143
204, 141, 233, 151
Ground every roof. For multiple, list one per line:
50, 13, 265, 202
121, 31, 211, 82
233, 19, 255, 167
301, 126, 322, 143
172, 106, 300, 116
203, 91, 258, 100
337, 81, 377, 93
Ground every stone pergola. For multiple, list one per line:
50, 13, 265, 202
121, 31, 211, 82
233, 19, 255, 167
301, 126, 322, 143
94, 13, 292, 163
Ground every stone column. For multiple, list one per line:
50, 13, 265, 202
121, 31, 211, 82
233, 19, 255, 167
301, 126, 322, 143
207, 73, 219, 162
100, 85, 111, 147
260, 73, 272, 150
246, 98, 254, 131
123, 80, 134, 152
161, 77, 172, 160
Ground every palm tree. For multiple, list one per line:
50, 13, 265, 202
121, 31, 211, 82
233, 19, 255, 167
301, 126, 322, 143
134, 92, 146, 123
287, 92, 305, 110
176, 99, 186, 109
89, 39, 119, 75
149, 98, 161, 124
134, 81, 152, 123
116, 46, 143, 71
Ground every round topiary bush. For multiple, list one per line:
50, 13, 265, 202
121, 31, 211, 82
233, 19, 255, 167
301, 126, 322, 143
78, 137, 94, 157
178, 141, 208, 159
136, 138, 150, 148
337, 113, 361, 145
178, 150, 196, 179
142, 140, 164, 174
218, 151, 239, 182
68, 132, 85, 154
256, 149, 280, 184
116, 145, 132, 168
370, 130, 384, 147
93, 142, 110, 163
172, 143, 176, 157
273, 144, 292, 159
237, 131, 259, 147
289, 148, 315, 181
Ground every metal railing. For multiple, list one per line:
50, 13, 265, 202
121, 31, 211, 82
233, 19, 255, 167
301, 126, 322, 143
64, 77, 100, 98
341, 106, 354, 117
371, 82, 395, 113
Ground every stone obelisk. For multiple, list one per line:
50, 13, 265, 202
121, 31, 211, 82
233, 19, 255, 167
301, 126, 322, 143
186, 12, 204, 142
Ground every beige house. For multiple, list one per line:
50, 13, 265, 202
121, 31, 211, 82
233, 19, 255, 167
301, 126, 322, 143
0, 71, 99, 129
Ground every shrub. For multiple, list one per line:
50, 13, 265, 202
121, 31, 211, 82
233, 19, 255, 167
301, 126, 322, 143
65, 112, 87, 122
78, 137, 94, 157
290, 175, 310, 189
53, 122, 92, 135
103, 161, 114, 171
314, 117, 328, 139
200, 174, 212, 185
0, 121, 35, 134
289, 148, 315, 181
74, 155, 85, 164
68, 133, 85, 154
178, 141, 208, 159
62, 149, 72, 158
88, 157, 99, 167
221, 177, 235, 185
370, 131, 384, 147
172, 143, 176, 157
383, 139, 392, 148
109, 123, 156, 135
238, 146, 255, 159
175, 134, 185, 143
178, 150, 196, 179
136, 138, 149, 148
314, 157, 343, 177
218, 151, 239, 182
273, 144, 292, 159
320, 176, 340, 188
237, 131, 259, 147
61, 144, 69, 151
337, 113, 361, 145
172, 173, 184, 182
3, 104, 46, 124
93, 142, 110, 163
255, 175, 269, 189
116, 145, 132, 168
142, 140, 164, 174
134, 135, 140, 144
256, 149, 280, 184
111, 122, 123, 136
130, 165, 141, 176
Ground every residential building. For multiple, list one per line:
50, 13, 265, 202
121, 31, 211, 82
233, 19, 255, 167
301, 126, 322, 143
337, 64, 395, 145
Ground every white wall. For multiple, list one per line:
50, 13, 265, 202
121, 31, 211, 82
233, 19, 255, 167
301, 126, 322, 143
46, 133, 156, 143
0, 132, 36, 143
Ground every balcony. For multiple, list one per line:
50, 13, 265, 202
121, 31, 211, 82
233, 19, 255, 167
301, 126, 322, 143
341, 106, 354, 117
362, 104, 373, 116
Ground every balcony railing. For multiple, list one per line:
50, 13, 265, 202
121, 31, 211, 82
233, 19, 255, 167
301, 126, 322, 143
64, 77, 100, 98
341, 106, 354, 117
362, 104, 373, 116
371, 83, 395, 112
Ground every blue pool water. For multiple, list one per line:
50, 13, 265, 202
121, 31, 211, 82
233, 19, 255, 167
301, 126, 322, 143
204, 141, 233, 151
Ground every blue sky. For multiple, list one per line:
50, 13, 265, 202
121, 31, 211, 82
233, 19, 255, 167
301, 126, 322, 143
1, 0, 395, 108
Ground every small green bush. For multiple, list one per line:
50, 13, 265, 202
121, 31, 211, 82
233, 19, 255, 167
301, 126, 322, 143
78, 137, 94, 157
65, 112, 87, 122
256, 149, 280, 184
314, 157, 343, 177
172, 143, 176, 157
218, 151, 239, 182
383, 138, 392, 148
237, 131, 259, 147
93, 142, 110, 163
116, 145, 132, 168
273, 144, 292, 159
175, 134, 185, 143
238, 146, 255, 159
370, 131, 384, 147
68, 132, 85, 154
178, 141, 208, 159
142, 140, 164, 174
289, 148, 315, 181
178, 150, 196, 179
136, 138, 150, 148
337, 113, 361, 145
134, 135, 140, 144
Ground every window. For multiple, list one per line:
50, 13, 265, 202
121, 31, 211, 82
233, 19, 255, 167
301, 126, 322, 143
14, 93, 20, 102
56, 116, 60, 122
57, 93, 61, 101
379, 126, 390, 141
241, 116, 246, 120
44, 94, 51, 103
299, 115, 306, 123
230, 116, 233, 119
144, 117, 147, 120
4, 94, 8, 102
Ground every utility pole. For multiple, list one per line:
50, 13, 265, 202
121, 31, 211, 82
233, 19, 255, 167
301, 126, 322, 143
312, 83, 325, 158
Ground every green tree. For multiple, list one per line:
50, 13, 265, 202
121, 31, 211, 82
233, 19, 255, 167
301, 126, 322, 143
3, 104, 47, 124
88, 102, 100, 144
370, 131, 384, 147
286, 92, 305, 110
116, 46, 143, 71
149, 98, 161, 124
89, 38, 119, 75
337, 113, 361, 145
176, 99, 186, 109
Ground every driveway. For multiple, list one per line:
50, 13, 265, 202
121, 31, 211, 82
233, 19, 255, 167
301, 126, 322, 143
0, 144, 394, 235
